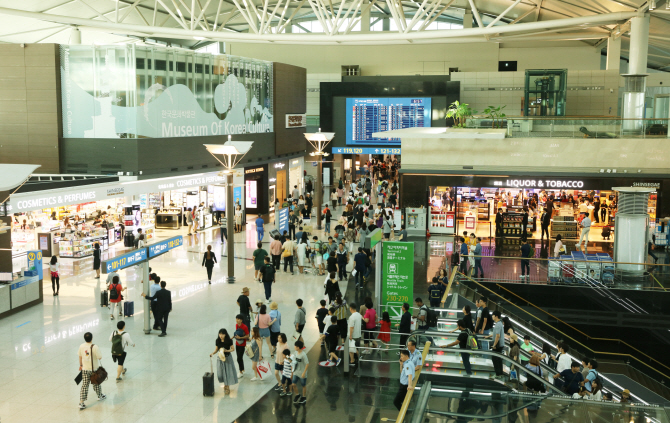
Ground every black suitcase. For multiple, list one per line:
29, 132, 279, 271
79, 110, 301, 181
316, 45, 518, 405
124, 301, 134, 317
100, 291, 108, 307
203, 357, 215, 397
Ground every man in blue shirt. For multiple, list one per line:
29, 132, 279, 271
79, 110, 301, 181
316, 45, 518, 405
473, 238, 484, 279
581, 359, 599, 392
149, 276, 161, 330
553, 361, 584, 395
393, 350, 415, 410
295, 226, 303, 244
353, 247, 367, 288
520, 239, 531, 281
459, 237, 469, 274
428, 277, 442, 308
407, 340, 423, 371
255, 216, 265, 242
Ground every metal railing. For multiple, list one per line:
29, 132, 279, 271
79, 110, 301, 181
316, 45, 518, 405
454, 272, 670, 389
466, 116, 670, 139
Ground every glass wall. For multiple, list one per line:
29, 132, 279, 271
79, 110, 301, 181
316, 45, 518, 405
60, 45, 273, 139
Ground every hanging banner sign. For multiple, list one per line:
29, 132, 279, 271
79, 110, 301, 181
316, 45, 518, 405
278, 207, 290, 235
102, 249, 147, 274
382, 241, 414, 320
148, 236, 183, 259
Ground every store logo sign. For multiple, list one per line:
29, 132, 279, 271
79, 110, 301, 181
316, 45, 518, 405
632, 182, 660, 188
291, 159, 299, 166
107, 188, 125, 197
274, 162, 285, 169
496, 179, 584, 188
15, 191, 97, 210
286, 114, 306, 128
245, 167, 264, 174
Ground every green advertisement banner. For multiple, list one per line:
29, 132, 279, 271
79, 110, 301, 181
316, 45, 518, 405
382, 241, 414, 320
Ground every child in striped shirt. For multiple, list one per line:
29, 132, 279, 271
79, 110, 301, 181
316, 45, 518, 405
280, 350, 293, 396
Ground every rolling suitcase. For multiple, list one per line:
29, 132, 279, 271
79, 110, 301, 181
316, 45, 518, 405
203, 357, 215, 397
124, 301, 134, 317
100, 291, 108, 307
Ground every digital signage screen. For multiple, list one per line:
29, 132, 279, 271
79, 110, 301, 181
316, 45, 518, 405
346, 97, 431, 145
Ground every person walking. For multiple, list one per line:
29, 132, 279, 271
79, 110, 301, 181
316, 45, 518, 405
520, 239, 532, 282
108, 276, 125, 320
291, 340, 309, 404
249, 327, 264, 381
459, 237, 469, 275
273, 333, 289, 389
383, 215, 393, 240
396, 302, 412, 350
141, 281, 172, 337
521, 208, 529, 241
348, 303, 362, 365
93, 243, 101, 279
323, 205, 332, 235
336, 243, 348, 281
282, 237, 295, 274
110, 321, 134, 383
269, 303, 282, 354
237, 287, 253, 329
490, 311, 505, 378
77, 332, 106, 409
270, 236, 282, 270
353, 247, 367, 289
234, 314, 249, 378
332, 293, 348, 345
441, 319, 473, 375
253, 242, 269, 282
540, 207, 551, 240
324, 272, 340, 303
202, 245, 217, 284
473, 238, 484, 279
255, 216, 265, 242
255, 304, 273, 359
185, 208, 194, 235
210, 329, 238, 394
495, 209, 503, 237
578, 213, 591, 251
297, 233, 309, 274
192, 207, 201, 233
294, 299, 307, 343
49, 255, 60, 296
393, 350, 415, 410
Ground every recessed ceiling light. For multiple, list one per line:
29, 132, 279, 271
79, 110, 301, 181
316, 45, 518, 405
193, 36, 205, 40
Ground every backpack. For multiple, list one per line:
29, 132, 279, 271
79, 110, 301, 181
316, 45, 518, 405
527, 246, 535, 258
111, 331, 124, 355
429, 285, 442, 300
109, 284, 119, 300
423, 305, 438, 328
464, 329, 479, 350
318, 241, 329, 255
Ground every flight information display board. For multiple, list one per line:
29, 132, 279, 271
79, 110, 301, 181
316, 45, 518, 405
346, 97, 431, 145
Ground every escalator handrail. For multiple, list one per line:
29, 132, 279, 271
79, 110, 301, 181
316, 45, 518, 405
422, 395, 545, 419
416, 341, 567, 397
439, 265, 459, 307
397, 341, 432, 423
458, 273, 670, 382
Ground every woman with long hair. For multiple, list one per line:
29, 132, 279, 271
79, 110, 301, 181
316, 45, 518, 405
254, 304, 272, 361
202, 245, 217, 284
210, 328, 238, 394
235, 205, 242, 233
249, 327, 263, 381
49, 256, 60, 296
296, 232, 309, 274
324, 272, 340, 303
331, 292, 348, 345
273, 333, 288, 389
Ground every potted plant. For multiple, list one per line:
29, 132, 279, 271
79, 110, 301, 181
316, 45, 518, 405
483, 105, 507, 128
446, 101, 477, 128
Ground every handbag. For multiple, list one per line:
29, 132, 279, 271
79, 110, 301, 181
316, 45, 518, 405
257, 360, 271, 380
245, 343, 254, 358
89, 344, 108, 385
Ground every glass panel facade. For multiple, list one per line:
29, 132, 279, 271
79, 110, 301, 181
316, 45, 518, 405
60, 44, 273, 139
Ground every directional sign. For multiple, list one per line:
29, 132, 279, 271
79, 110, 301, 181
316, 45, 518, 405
27, 250, 43, 280
382, 241, 414, 320
278, 207, 289, 235
102, 248, 147, 274
148, 236, 183, 259
332, 147, 401, 155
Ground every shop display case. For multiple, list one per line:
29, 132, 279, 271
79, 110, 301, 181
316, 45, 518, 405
499, 212, 533, 238
429, 211, 455, 234
59, 239, 94, 258
141, 209, 156, 227
551, 215, 579, 240
156, 208, 182, 229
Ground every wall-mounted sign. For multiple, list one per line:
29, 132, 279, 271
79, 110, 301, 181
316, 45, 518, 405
107, 188, 125, 197
102, 248, 147, 274
381, 241, 414, 320
493, 179, 585, 189
245, 167, 265, 174
291, 159, 300, 166
269, 178, 277, 182
332, 147, 401, 155
286, 114, 306, 128
632, 182, 661, 188
148, 236, 183, 258
274, 162, 285, 169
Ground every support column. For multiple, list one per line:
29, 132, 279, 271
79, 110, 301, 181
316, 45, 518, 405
463, 10, 473, 28
606, 36, 621, 71
227, 173, 235, 283
628, 14, 650, 74
360, 0, 371, 33
382, 17, 389, 31
316, 160, 323, 230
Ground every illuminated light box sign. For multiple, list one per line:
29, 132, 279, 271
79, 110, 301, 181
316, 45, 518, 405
102, 249, 147, 274
493, 179, 585, 188
346, 97, 431, 146
333, 147, 401, 155
148, 236, 183, 258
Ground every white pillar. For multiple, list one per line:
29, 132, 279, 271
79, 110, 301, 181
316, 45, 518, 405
463, 10, 473, 28
70, 28, 81, 45
606, 36, 621, 71
628, 14, 650, 74
360, 0, 371, 33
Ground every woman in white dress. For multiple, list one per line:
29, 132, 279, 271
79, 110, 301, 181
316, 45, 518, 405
234, 205, 242, 233
296, 232, 310, 273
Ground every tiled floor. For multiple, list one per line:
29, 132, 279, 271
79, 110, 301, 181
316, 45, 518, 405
0, 218, 351, 423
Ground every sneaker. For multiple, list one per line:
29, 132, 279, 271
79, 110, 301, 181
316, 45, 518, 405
336, 358, 342, 366
98, 394, 106, 401
122, 368, 127, 375
238, 372, 245, 378
79, 403, 86, 410
250, 377, 259, 381
293, 395, 300, 403
110, 316, 114, 320
274, 384, 282, 391
299, 396, 306, 404
158, 333, 166, 337
116, 377, 122, 383
281, 391, 290, 396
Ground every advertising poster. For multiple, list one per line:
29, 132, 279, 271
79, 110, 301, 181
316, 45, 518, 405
245, 180, 257, 208
278, 207, 289, 235
212, 186, 226, 211
233, 187, 242, 208
381, 242, 414, 320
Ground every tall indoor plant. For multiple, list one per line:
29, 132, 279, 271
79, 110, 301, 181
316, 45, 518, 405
446, 100, 476, 128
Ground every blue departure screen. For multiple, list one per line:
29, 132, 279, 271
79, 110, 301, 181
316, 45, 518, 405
346, 98, 431, 145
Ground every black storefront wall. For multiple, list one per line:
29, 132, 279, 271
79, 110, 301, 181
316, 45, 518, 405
244, 165, 269, 216
400, 173, 668, 218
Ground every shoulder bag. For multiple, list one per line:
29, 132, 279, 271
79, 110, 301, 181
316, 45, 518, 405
89, 344, 108, 385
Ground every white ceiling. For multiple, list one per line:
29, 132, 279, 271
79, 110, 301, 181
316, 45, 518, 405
0, 0, 668, 69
